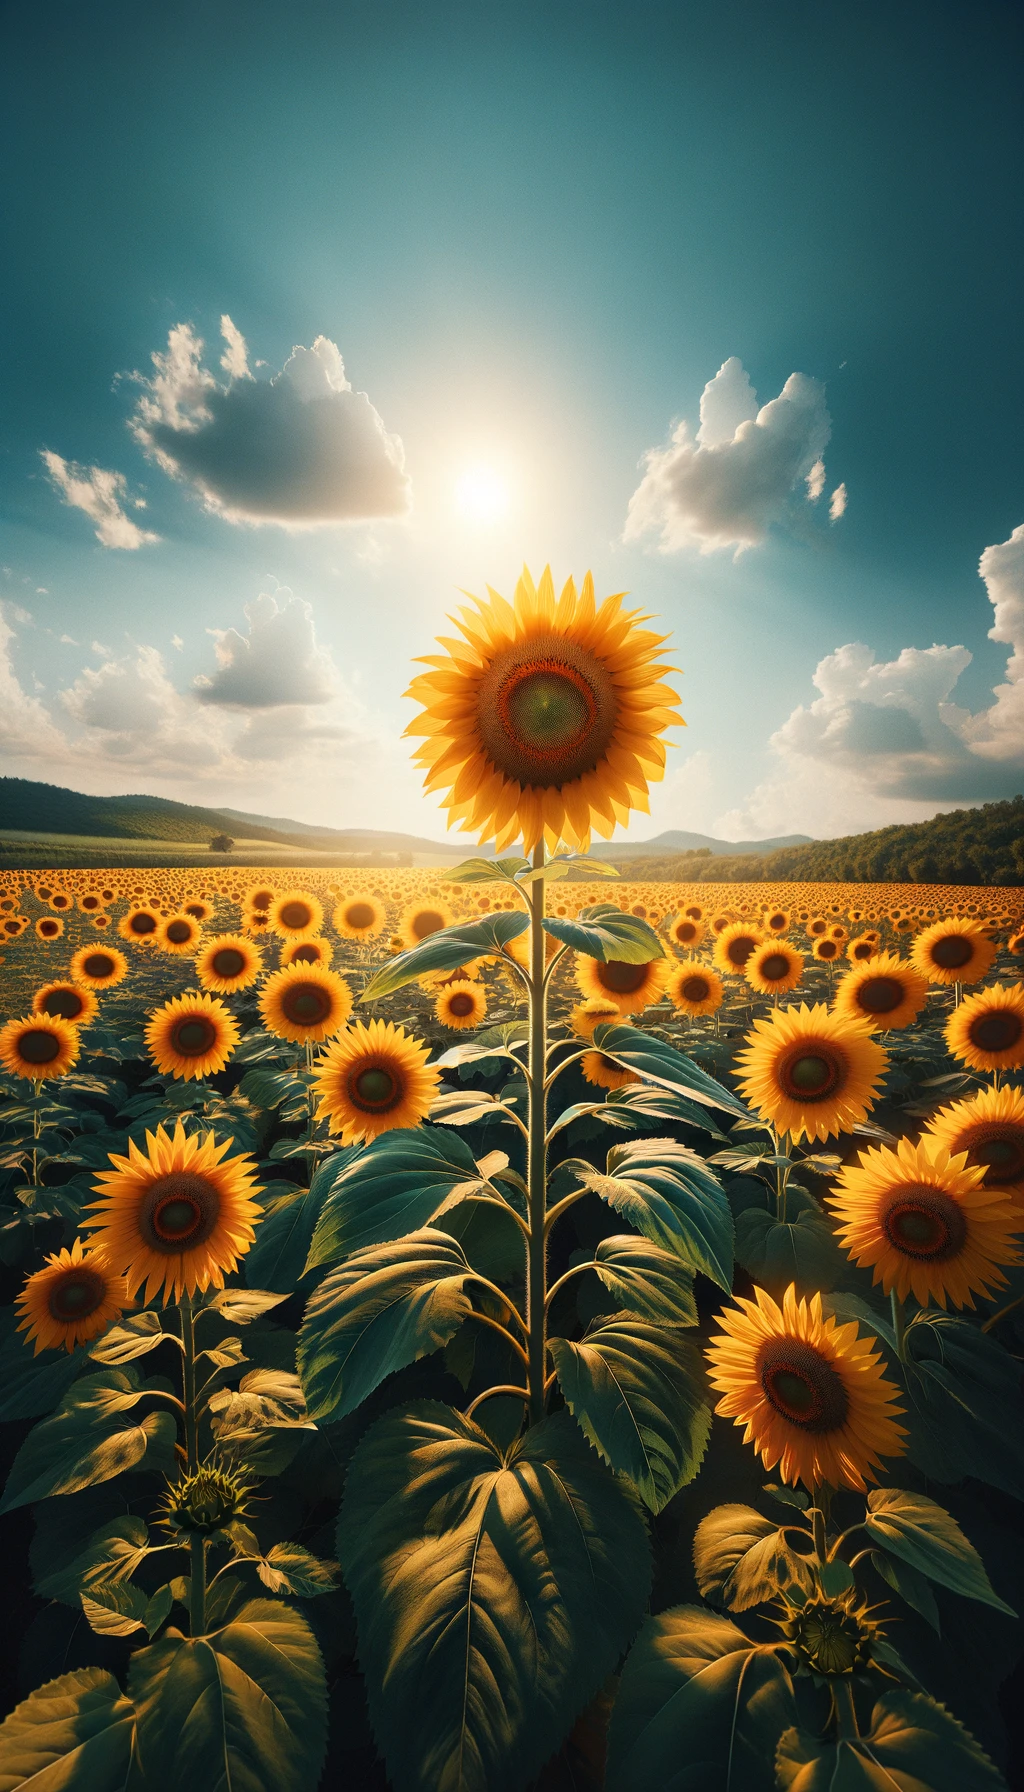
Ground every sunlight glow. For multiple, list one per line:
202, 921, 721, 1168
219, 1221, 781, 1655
454, 464, 509, 524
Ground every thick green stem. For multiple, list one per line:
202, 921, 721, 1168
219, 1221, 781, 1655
179, 1299, 206, 1637
833, 1676, 860, 1741
190, 1534, 207, 1636
890, 1290, 907, 1361
525, 842, 549, 1426
810, 1504, 827, 1566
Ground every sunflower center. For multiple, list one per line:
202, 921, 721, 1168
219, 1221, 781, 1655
758, 1337, 849, 1432
141, 1172, 219, 1251
185, 904, 207, 919
291, 943, 322, 964
166, 921, 192, 944
726, 935, 758, 966
279, 900, 313, 931
816, 940, 838, 959
40, 988, 85, 1020
881, 1185, 966, 1260
448, 992, 475, 1017
346, 902, 375, 929
19, 1029, 61, 1064
39, 920, 60, 936
768, 914, 787, 931
760, 954, 790, 981
282, 983, 332, 1025
129, 912, 157, 935
251, 890, 274, 910
48, 1267, 106, 1322
411, 909, 446, 940
675, 922, 698, 943
857, 976, 904, 1015
965, 1127, 1024, 1183
350, 1065, 400, 1110
795, 1603, 863, 1676
969, 1011, 1022, 1053
597, 960, 648, 994
931, 935, 973, 969
852, 942, 875, 960
171, 1016, 217, 1056
83, 952, 115, 979
212, 948, 246, 978
681, 975, 710, 1003
780, 1047, 843, 1100
478, 633, 617, 787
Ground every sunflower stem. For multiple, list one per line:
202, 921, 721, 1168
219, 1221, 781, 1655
32, 1103, 40, 1187
526, 841, 549, 1427
179, 1298, 207, 1637
890, 1290, 907, 1361
810, 1503, 828, 1566
833, 1676, 860, 1741
190, 1534, 207, 1637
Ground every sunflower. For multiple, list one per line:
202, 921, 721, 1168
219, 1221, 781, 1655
434, 979, 488, 1030
196, 933, 263, 995
333, 893, 387, 940
911, 918, 996, 987
259, 962, 353, 1044
666, 960, 724, 1017
34, 916, 64, 942
828, 1136, 1020, 1310
91, 914, 112, 931
925, 1084, 1024, 1213
683, 903, 704, 922
268, 889, 323, 941
705, 1283, 906, 1492
118, 905, 161, 946
281, 936, 332, 969
946, 983, 1024, 1073
581, 1050, 639, 1090
47, 890, 73, 912
746, 941, 804, 997
70, 945, 128, 989
32, 980, 99, 1026
15, 1237, 130, 1355
713, 921, 766, 976
812, 937, 842, 963
145, 993, 240, 1081
763, 908, 791, 935
570, 996, 623, 1040
77, 891, 106, 914
157, 913, 204, 956
667, 912, 706, 950
0, 1013, 80, 1081
398, 900, 454, 950
85, 1122, 262, 1304
846, 935, 878, 964
735, 1004, 887, 1144
829, 924, 848, 943
405, 564, 682, 854
243, 883, 277, 916
833, 951, 928, 1032
183, 898, 214, 923
806, 917, 829, 939
313, 1020, 440, 1146
709, 912, 734, 937
574, 951, 668, 1015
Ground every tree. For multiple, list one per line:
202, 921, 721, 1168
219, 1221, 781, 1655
209, 833, 234, 852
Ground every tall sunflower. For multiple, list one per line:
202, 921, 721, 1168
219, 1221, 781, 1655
713, 921, 765, 976
666, 960, 724, 1017
946, 983, 1024, 1073
735, 1004, 887, 1144
268, 889, 323, 941
33, 980, 99, 1026
16, 1237, 129, 1354
405, 565, 682, 854
911, 918, 996, 987
832, 951, 929, 1032
259, 963, 353, 1045
745, 940, 804, 997
333, 894, 387, 940
313, 1020, 440, 1145
0, 1013, 80, 1082
574, 951, 668, 1015
85, 1122, 262, 1304
145, 993, 239, 1081
828, 1136, 1020, 1310
434, 980, 488, 1030
196, 933, 263, 995
70, 945, 128, 989
705, 1283, 906, 1492
925, 1084, 1024, 1215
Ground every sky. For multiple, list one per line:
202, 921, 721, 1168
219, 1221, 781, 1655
1, 0, 1022, 846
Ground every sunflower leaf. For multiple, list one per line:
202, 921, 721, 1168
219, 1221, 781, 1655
775, 1689, 1007, 1792
592, 1023, 750, 1117
0, 1667, 136, 1790
694, 1504, 815, 1612
0, 1370, 177, 1514
360, 913, 530, 1002
244, 1150, 361, 1294
0, 1306, 94, 1422
304, 1126, 486, 1269
445, 856, 529, 884
89, 1311, 181, 1364
583, 1234, 698, 1324
900, 1310, 1024, 1496
733, 1193, 846, 1298
542, 912, 664, 963
573, 1138, 733, 1290
862, 1489, 1016, 1615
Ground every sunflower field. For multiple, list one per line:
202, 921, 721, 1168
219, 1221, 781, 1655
0, 569, 1023, 1792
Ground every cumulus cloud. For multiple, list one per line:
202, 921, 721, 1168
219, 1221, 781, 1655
62, 644, 226, 769
130, 319, 411, 527
0, 609, 70, 761
40, 452, 160, 550
830, 482, 848, 521
194, 583, 337, 708
624, 357, 836, 555
961, 525, 1024, 762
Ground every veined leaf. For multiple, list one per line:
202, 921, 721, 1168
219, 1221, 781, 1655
542, 911, 664, 962
871, 1551, 941, 1633
733, 1188, 846, 1297
574, 1138, 733, 1290
89, 1310, 181, 1365
550, 1318, 710, 1512
305, 1126, 486, 1269
0, 1305, 92, 1422
361, 913, 529, 1002
429, 1088, 520, 1127
81, 1578, 149, 1638
901, 1310, 1024, 1497
776, 1689, 1007, 1791
340, 1402, 651, 1792
0, 1667, 135, 1790
298, 1228, 478, 1421
862, 1489, 1016, 1616
35, 1514, 154, 1604
593, 1023, 750, 1118
588, 1234, 698, 1324
693, 1505, 814, 1612
244, 1151, 360, 1293
444, 855, 529, 884
255, 1543, 340, 1598
0, 1368, 177, 1514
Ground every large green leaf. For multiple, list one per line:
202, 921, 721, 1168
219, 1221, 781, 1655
776, 1689, 1007, 1791
593, 1023, 750, 1118
35, 1514, 154, 1605
305, 1127, 485, 1269
606, 1604, 796, 1792
361, 912, 529, 1001
542, 911, 664, 963
0, 1305, 91, 1422
0, 1368, 176, 1514
244, 1151, 360, 1292
550, 1319, 710, 1512
297, 1228, 478, 1421
129, 1599, 327, 1792
733, 1187, 846, 1297
901, 1312, 1024, 1497
573, 1138, 733, 1290
693, 1504, 814, 1612
339, 1402, 651, 1792
862, 1489, 1015, 1615
588, 1234, 698, 1324
444, 855, 530, 884
0, 1667, 135, 1790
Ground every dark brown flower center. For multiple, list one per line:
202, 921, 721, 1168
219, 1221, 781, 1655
279, 899, 313, 931
760, 953, 791, 981
349, 1065, 400, 1111
962, 1125, 1024, 1184
346, 902, 375, 929
674, 921, 699, 943
171, 1016, 217, 1056
211, 948, 246, 979
816, 940, 839, 959
290, 943, 322, 964
448, 992, 475, 1017
82, 895, 100, 909
38, 920, 60, 937
857, 975, 904, 1015
166, 920, 193, 944
48, 1266, 106, 1322
83, 952, 116, 979
411, 909, 446, 940
758, 1336, 849, 1432
681, 975, 710, 1003
477, 632, 617, 787
726, 934, 758, 966
140, 1172, 219, 1251
251, 890, 274, 911
880, 1185, 966, 1260
51, 894, 71, 909
809, 919, 827, 935
281, 982, 332, 1025
768, 914, 787, 931
40, 988, 85, 1020
129, 911, 157, 935
851, 941, 875, 960
779, 1045, 844, 1101
931, 935, 973, 970
19, 1029, 61, 1065
185, 903, 208, 919
597, 960, 648, 994
969, 1011, 1023, 1054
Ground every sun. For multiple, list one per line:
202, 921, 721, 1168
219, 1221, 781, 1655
455, 464, 509, 524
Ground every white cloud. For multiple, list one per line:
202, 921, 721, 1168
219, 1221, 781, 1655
194, 584, 337, 708
960, 525, 1024, 763
130, 320, 411, 528
830, 482, 848, 521
40, 452, 160, 550
0, 610, 70, 761
624, 357, 834, 555
91, 641, 111, 657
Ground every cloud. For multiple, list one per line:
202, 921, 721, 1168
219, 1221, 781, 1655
0, 609, 70, 761
130, 319, 411, 528
830, 482, 848, 521
960, 524, 1024, 763
194, 583, 338, 708
624, 357, 835, 555
62, 644, 226, 769
40, 452, 160, 549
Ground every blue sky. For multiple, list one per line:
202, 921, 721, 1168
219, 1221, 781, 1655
1, 0, 1021, 842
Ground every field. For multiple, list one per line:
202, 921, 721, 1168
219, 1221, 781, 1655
1, 863, 1023, 1789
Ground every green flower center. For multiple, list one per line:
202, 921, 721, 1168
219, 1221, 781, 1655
172, 1017, 217, 1056
881, 1185, 966, 1261
353, 1067, 398, 1109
